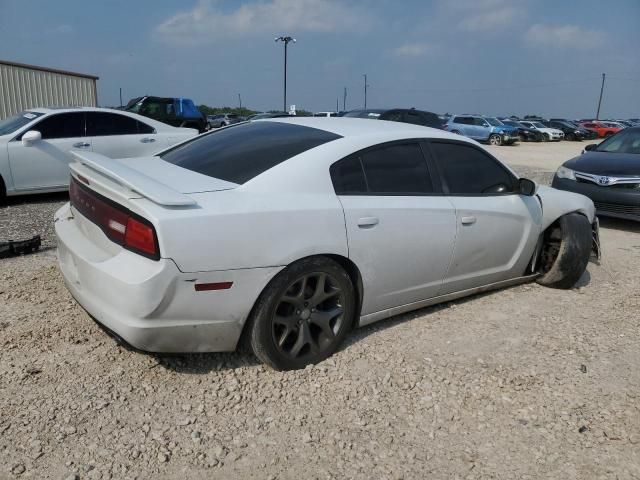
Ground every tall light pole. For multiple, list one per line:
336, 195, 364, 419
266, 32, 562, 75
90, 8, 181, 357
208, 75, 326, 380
363, 74, 369, 109
238, 93, 242, 110
275, 36, 296, 112
596, 73, 606, 120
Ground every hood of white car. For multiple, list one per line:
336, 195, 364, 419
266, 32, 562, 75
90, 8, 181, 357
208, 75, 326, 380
117, 156, 238, 194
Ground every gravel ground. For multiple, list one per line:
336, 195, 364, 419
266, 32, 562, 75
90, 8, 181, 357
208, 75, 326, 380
1, 142, 640, 479
0, 193, 67, 249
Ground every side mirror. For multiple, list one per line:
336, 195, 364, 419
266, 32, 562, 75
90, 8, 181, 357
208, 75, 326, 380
584, 143, 597, 152
21, 130, 42, 146
519, 178, 537, 196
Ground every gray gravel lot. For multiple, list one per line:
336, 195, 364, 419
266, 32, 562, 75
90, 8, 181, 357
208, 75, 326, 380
1, 141, 639, 479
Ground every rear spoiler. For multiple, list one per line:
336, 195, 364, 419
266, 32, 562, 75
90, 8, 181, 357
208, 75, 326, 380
70, 151, 196, 207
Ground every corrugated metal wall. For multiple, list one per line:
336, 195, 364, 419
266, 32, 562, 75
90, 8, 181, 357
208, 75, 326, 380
0, 63, 97, 119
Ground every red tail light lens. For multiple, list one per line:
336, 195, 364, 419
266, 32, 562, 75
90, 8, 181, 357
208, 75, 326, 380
70, 177, 160, 260
125, 217, 157, 256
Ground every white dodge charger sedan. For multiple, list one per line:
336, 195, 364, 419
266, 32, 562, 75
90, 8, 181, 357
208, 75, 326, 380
55, 118, 599, 370
0, 107, 198, 200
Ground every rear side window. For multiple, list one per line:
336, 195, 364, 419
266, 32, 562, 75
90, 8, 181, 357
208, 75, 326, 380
331, 143, 433, 195
160, 122, 341, 184
33, 112, 85, 139
430, 142, 515, 195
86, 112, 149, 136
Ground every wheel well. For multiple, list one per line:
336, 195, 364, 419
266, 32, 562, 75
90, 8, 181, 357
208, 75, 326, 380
0, 174, 6, 200
533, 211, 590, 273
237, 254, 364, 351
324, 254, 364, 323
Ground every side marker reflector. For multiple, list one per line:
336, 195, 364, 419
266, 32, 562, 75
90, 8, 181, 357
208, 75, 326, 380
195, 282, 233, 292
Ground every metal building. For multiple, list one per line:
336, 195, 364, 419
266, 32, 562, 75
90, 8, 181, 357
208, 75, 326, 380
0, 60, 98, 119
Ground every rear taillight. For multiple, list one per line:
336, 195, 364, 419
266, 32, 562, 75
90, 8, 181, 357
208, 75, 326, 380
70, 177, 160, 260
124, 217, 157, 256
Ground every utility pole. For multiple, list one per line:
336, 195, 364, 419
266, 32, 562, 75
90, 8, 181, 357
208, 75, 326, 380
119, 87, 123, 108
336, 97, 339, 112
596, 73, 606, 120
275, 36, 296, 112
343, 87, 347, 111
363, 74, 369, 109
238, 93, 242, 110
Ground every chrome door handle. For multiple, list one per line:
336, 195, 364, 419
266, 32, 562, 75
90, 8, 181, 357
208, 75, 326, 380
140, 137, 156, 143
461, 216, 477, 225
73, 142, 90, 148
357, 217, 379, 228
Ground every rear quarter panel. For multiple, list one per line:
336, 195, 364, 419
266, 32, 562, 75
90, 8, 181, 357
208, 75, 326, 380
137, 190, 348, 273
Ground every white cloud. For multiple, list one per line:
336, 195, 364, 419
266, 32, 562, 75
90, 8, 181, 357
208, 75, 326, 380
525, 24, 605, 49
154, 0, 372, 45
391, 43, 435, 57
47, 24, 74, 35
459, 7, 518, 32
442, 0, 522, 32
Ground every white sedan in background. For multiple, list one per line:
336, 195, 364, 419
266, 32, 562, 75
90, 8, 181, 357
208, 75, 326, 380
518, 121, 565, 141
0, 107, 197, 200
55, 118, 598, 370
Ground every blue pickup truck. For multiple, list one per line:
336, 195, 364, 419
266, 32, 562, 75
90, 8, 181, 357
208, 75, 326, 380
446, 115, 519, 146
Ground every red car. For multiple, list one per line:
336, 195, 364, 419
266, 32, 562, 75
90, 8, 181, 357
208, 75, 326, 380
579, 121, 621, 138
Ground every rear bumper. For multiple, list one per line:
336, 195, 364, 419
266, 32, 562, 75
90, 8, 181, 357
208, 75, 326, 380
551, 177, 640, 221
55, 203, 282, 352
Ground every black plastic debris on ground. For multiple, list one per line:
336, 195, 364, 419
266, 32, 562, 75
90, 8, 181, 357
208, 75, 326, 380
0, 235, 41, 259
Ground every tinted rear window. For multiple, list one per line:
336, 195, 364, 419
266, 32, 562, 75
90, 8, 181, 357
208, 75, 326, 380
160, 121, 341, 184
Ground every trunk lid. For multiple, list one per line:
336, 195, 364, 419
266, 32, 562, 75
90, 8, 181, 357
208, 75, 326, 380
69, 151, 237, 207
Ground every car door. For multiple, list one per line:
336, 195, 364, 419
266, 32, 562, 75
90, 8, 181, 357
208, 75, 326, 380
86, 112, 159, 159
472, 117, 492, 141
331, 141, 457, 316
428, 140, 542, 294
7, 112, 87, 191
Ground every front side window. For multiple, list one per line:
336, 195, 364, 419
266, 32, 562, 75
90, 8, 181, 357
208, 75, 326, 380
0, 111, 44, 136
331, 142, 433, 195
86, 112, 141, 136
32, 112, 85, 139
430, 142, 516, 195
161, 121, 341, 184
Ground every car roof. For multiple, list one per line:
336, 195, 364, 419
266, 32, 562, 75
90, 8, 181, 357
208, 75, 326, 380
262, 117, 465, 142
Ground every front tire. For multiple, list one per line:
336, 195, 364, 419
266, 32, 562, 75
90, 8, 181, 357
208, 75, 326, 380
248, 257, 355, 370
488, 134, 502, 146
536, 213, 592, 289
566, 132, 576, 141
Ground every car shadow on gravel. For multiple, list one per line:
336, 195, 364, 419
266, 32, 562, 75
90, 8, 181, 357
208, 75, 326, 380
598, 217, 640, 233
112, 272, 596, 374
1, 191, 68, 208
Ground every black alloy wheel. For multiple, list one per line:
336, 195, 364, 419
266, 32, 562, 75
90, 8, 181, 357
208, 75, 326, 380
248, 257, 355, 370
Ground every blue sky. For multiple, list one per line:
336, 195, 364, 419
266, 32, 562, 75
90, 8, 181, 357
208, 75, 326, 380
2, 0, 639, 117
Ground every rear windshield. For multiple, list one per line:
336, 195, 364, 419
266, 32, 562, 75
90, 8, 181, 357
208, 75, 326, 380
160, 121, 341, 184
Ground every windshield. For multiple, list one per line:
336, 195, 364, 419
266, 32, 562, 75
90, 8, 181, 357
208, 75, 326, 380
485, 117, 503, 126
0, 111, 44, 136
561, 121, 580, 129
596, 129, 640, 154
532, 122, 545, 128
